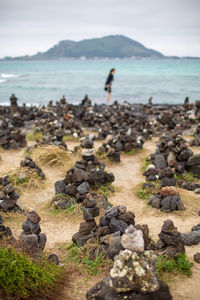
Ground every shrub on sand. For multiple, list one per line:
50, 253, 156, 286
32, 145, 71, 167
0, 246, 66, 299
26, 130, 43, 141
8, 167, 44, 190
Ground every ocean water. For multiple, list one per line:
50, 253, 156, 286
0, 59, 199, 106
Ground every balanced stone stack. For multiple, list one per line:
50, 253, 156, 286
98, 128, 144, 163
150, 132, 193, 174
72, 204, 155, 261
20, 155, 45, 179
156, 219, 185, 257
0, 118, 27, 149
86, 249, 172, 300
72, 197, 100, 247
52, 138, 114, 208
148, 186, 185, 212
19, 209, 47, 254
0, 176, 20, 212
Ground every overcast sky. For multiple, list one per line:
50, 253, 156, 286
0, 0, 200, 58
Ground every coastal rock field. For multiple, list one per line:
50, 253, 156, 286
0, 94, 200, 300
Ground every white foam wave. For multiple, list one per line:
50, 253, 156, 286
1, 73, 19, 79
0, 79, 6, 84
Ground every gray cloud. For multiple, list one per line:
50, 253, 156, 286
0, 0, 200, 57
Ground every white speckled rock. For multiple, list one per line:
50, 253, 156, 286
109, 249, 159, 294
121, 225, 144, 252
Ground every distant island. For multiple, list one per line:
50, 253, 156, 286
3, 35, 165, 60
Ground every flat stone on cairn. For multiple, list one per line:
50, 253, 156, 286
19, 209, 46, 253
156, 219, 185, 257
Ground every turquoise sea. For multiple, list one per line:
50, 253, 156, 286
0, 59, 199, 106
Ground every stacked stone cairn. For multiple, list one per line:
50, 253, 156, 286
52, 138, 114, 209
20, 155, 45, 179
149, 132, 200, 180
0, 175, 20, 212
19, 209, 47, 255
98, 128, 144, 162
86, 219, 172, 299
0, 117, 26, 149
156, 220, 185, 257
72, 204, 156, 261
148, 186, 185, 213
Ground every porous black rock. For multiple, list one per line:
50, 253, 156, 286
157, 219, 185, 257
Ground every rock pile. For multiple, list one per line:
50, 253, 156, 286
98, 129, 145, 163
0, 118, 27, 149
0, 176, 20, 212
150, 133, 193, 174
156, 219, 185, 257
148, 186, 185, 212
19, 209, 47, 254
52, 138, 114, 208
20, 155, 45, 179
72, 203, 155, 261
86, 249, 172, 299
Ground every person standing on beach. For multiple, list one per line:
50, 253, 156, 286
104, 68, 115, 104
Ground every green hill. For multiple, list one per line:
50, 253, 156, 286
6, 35, 164, 60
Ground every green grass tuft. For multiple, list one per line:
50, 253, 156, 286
156, 254, 193, 279
62, 135, 80, 142
123, 148, 143, 156
66, 242, 112, 276
141, 157, 152, 173
0, 247, 63, 299
93, 183, 115, 198
136, 183, 155, 199
174, 171, 197, 182
26, 130, 43, 141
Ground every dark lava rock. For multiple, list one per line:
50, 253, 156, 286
109, 218, 128, 234
48, 254, 59, 265
188, 154, 200, 166
117, 212, 135, 225
161, 177, 176, 187
54, 180, 66, 194
83, 206, 100, 221
157, 219, 185, 257
79, 220, 97, 235
72, 232, 94, 247
77, 181, 90, 195
181, 231, 200, 246
107, 150, 120, 162
22, 219, 41, 235
194, 252, 200, 263
154, 154, 167, 170
107, 236, 123, 260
